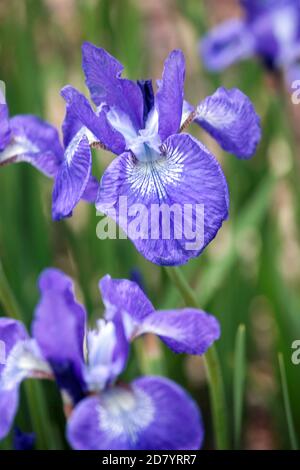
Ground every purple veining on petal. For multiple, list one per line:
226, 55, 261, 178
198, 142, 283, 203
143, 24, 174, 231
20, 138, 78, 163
96, 133, 229, 266
52, 134, 92, 220
156, 50, 185, 141
82, 42, 144, 130
67, 377, 204, 450
0, 115, 63, 177
195, 87, 261, 159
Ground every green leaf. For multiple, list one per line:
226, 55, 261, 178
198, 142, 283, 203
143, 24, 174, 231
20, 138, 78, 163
233, 324, 246, 449
278, 353, 299, 450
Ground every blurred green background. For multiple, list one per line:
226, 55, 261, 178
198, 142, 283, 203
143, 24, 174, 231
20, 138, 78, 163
0, 0, 300, 450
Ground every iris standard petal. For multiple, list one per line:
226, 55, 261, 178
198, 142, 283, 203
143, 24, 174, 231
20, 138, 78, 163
0, 115, 63, 177
61, 85, 126, 154
52, 134, 91, 220
82, 42, 144, 130
67, 377, 204, 450
196, 87, 261, 159
200, 19, 255, 71
32, 268, 87, 403
156, 50, 185, 141
137, 80, 155, 124
96, 133, 229, 266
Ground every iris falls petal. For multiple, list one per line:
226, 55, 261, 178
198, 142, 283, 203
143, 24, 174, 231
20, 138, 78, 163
195, 87, 261, 159
0, 115, 63, 177
96, 133, 229, 265
67, 377, 204, 450
132, 308, 220, 355
52, 134, 92, 220
0, 319, 29, 439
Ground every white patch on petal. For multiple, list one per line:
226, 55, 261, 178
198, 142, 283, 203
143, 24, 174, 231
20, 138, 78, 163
196, 100, 236, 128
125, 148, 184, 200
106, 107, 138, 144
85, 320, 118, 391
0, 137, 38, 164
98, 385, 155, 444
180, 101, 194, 126
107, 105, 162, 162
0, 339, 50, 391
65, 127, 97, 165
272, 5, 298, 57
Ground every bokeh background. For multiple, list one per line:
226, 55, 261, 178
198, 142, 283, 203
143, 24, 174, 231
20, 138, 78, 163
1, 0, 300, 450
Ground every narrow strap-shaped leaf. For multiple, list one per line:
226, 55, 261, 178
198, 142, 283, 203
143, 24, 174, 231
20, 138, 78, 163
278, 353, 299, 450
233, 324, 246, 449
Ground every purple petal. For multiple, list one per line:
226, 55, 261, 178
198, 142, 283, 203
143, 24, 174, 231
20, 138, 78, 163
156, 50, 185, 141
0, 340, 49, 439
96, 133, 229, 266
82, 42, 144, 130
0, 389, 19, 440
32, 268, 87, 402
0, 103, 11, 151
98, 277, 220, 354
0, 320, 30, 439
195, 87, 261, 159
242, 0, 296, 19
99, 275, 155, 323
0, 318, 28, 358
0, 115, 63, 177
13, 428, 36, 450
52, 134, 91, 220
67, 377, 204, 450
81, 175, 99, 203
249, 2, 300, 66
61, 85, 126, 154
200, 19, 255, 71
133, 308, 220, 355
137, 80, 155, 124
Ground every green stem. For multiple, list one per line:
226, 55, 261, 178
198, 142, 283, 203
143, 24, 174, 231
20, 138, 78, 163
165, 266, 229, 450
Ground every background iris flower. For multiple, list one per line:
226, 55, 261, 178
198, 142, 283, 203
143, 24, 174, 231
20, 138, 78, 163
201, 0, 300, 85
0, 93, 98, 208
0, 268, 220, 450
0, 93, 62, 177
